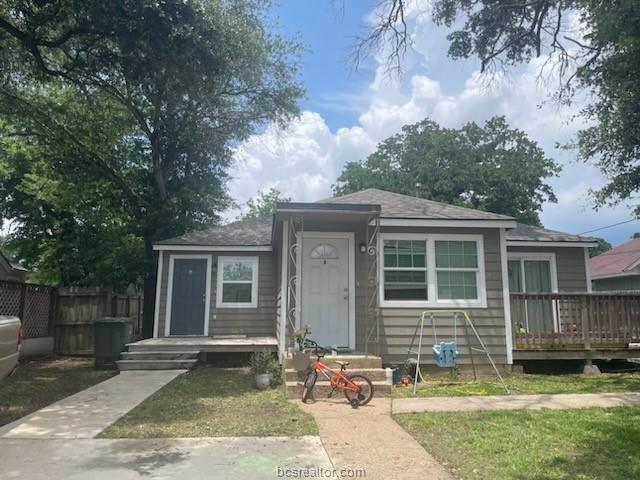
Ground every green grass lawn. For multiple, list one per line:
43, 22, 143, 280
395, 407, 640, 480
101, 366, 317, 438
0, 356, 116, 426
393, 372, 640, 398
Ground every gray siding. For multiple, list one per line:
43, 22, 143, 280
156, 250, 277, 338
376, 227, 508, 366
593, 275, 640, 291
507, 245, 589, 292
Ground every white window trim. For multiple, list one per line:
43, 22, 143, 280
507, 252, 558, 293
165, 254, 212, 337
507, 252, 559, 332
216, 256, 259, 309
379, 233, 487, 309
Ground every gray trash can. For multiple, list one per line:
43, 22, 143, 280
94, 317, 133, 369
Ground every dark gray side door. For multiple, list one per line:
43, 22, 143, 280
170, 258, 207, 335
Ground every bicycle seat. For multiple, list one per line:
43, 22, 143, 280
334, 360, 350, 367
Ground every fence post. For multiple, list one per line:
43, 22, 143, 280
581, 296, 590, 351
18, 283, 26, 321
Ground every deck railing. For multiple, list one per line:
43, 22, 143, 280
510, 292, 640, 350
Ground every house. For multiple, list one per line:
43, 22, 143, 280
0, 250, 27, 283
140, 188, 634, 373
591, 238, 640, 291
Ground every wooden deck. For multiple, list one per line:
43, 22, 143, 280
127, 336, 278, 353
511, 292, 640, 361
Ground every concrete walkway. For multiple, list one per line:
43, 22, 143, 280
0, 370, 184, 439
299, 397, 452, 480
393, 391, 640, 414
0, 436, 332, 479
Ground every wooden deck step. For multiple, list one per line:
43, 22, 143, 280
120, 351, 199, 361
116, 359, 198, 371
283, 353, 382, 369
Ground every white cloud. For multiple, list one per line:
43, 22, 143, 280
227, 3, 637, 244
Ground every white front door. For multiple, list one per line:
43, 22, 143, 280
301, 235, 350, 348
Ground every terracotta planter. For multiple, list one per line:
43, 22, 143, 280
292, 351, 311, 372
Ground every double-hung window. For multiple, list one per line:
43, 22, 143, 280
216, 256, 259, 308
381, 234, 486, 307
435, 240, 479, 300
383, 239, 428, 300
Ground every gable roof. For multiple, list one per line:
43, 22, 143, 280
153, 188, 590, 248
506, 223, 596, 244
591, 238, 640, 279
0, 250, 27, 272
322, 188, 514, 221
155, 217, 272, 247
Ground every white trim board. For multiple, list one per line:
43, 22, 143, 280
216, 256, 259, 309
152, 251, 164, 338
378, 232, 488, 309
500, 229, 513, 364
507, 241, 598, 248
278, 220, 289, 363
164, 254, 212, 337
153, 244, 272, 252
376, 218, 516, 229
295, 231, 356, 351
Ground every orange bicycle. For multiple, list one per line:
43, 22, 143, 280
301, 339, 374, 408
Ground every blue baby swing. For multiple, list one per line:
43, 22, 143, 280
407, 310, 510, 395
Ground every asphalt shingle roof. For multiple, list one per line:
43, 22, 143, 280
505, 223, 596, 243
154, 189, 591, 247
591, 238, 640, 278
322, 188, 514, 221
156, 217, 272, 246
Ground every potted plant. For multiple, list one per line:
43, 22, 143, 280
250, 351, 277, 390
398, 360, 412, 386
292, 325, 312, 372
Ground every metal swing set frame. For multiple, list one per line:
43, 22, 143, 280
407, 310, 510, 395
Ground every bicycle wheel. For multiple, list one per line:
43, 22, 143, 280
344, 374, 374, 406
301, 369, 317, 403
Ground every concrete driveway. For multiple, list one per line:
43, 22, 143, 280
0, 436, 333, 479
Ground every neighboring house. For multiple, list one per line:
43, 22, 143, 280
0, 251, 27, 283
150, 188, 606, 370
591, 238, 640, 291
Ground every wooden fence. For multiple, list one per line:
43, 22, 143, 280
511, 292, 640, 350
55, 287, 143, 355
0, 281, 143, 355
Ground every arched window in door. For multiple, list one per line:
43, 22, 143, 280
310, 243, 339, 260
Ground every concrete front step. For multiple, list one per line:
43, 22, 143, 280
120, 351, 199, 361
283, 353, 382, 369
116, 359, 198, 371
285, 380, 391, 399
285, 368, 389, 382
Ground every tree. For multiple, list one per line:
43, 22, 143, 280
239, 188, 291, 221
334, 116, 560, 225
0, 0, 302, 334
589, 238, 612, 257
354, 1, 640, 214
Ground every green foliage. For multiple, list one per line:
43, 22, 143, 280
589, 237, 612, 258
334, 116, 560, 225
427, 0, 640, 215
239, 188, 291, 221
0, 0, 302, 288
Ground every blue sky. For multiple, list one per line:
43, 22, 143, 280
229, 0, 639, 246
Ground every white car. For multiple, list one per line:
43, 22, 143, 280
0, 316, 23, 380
